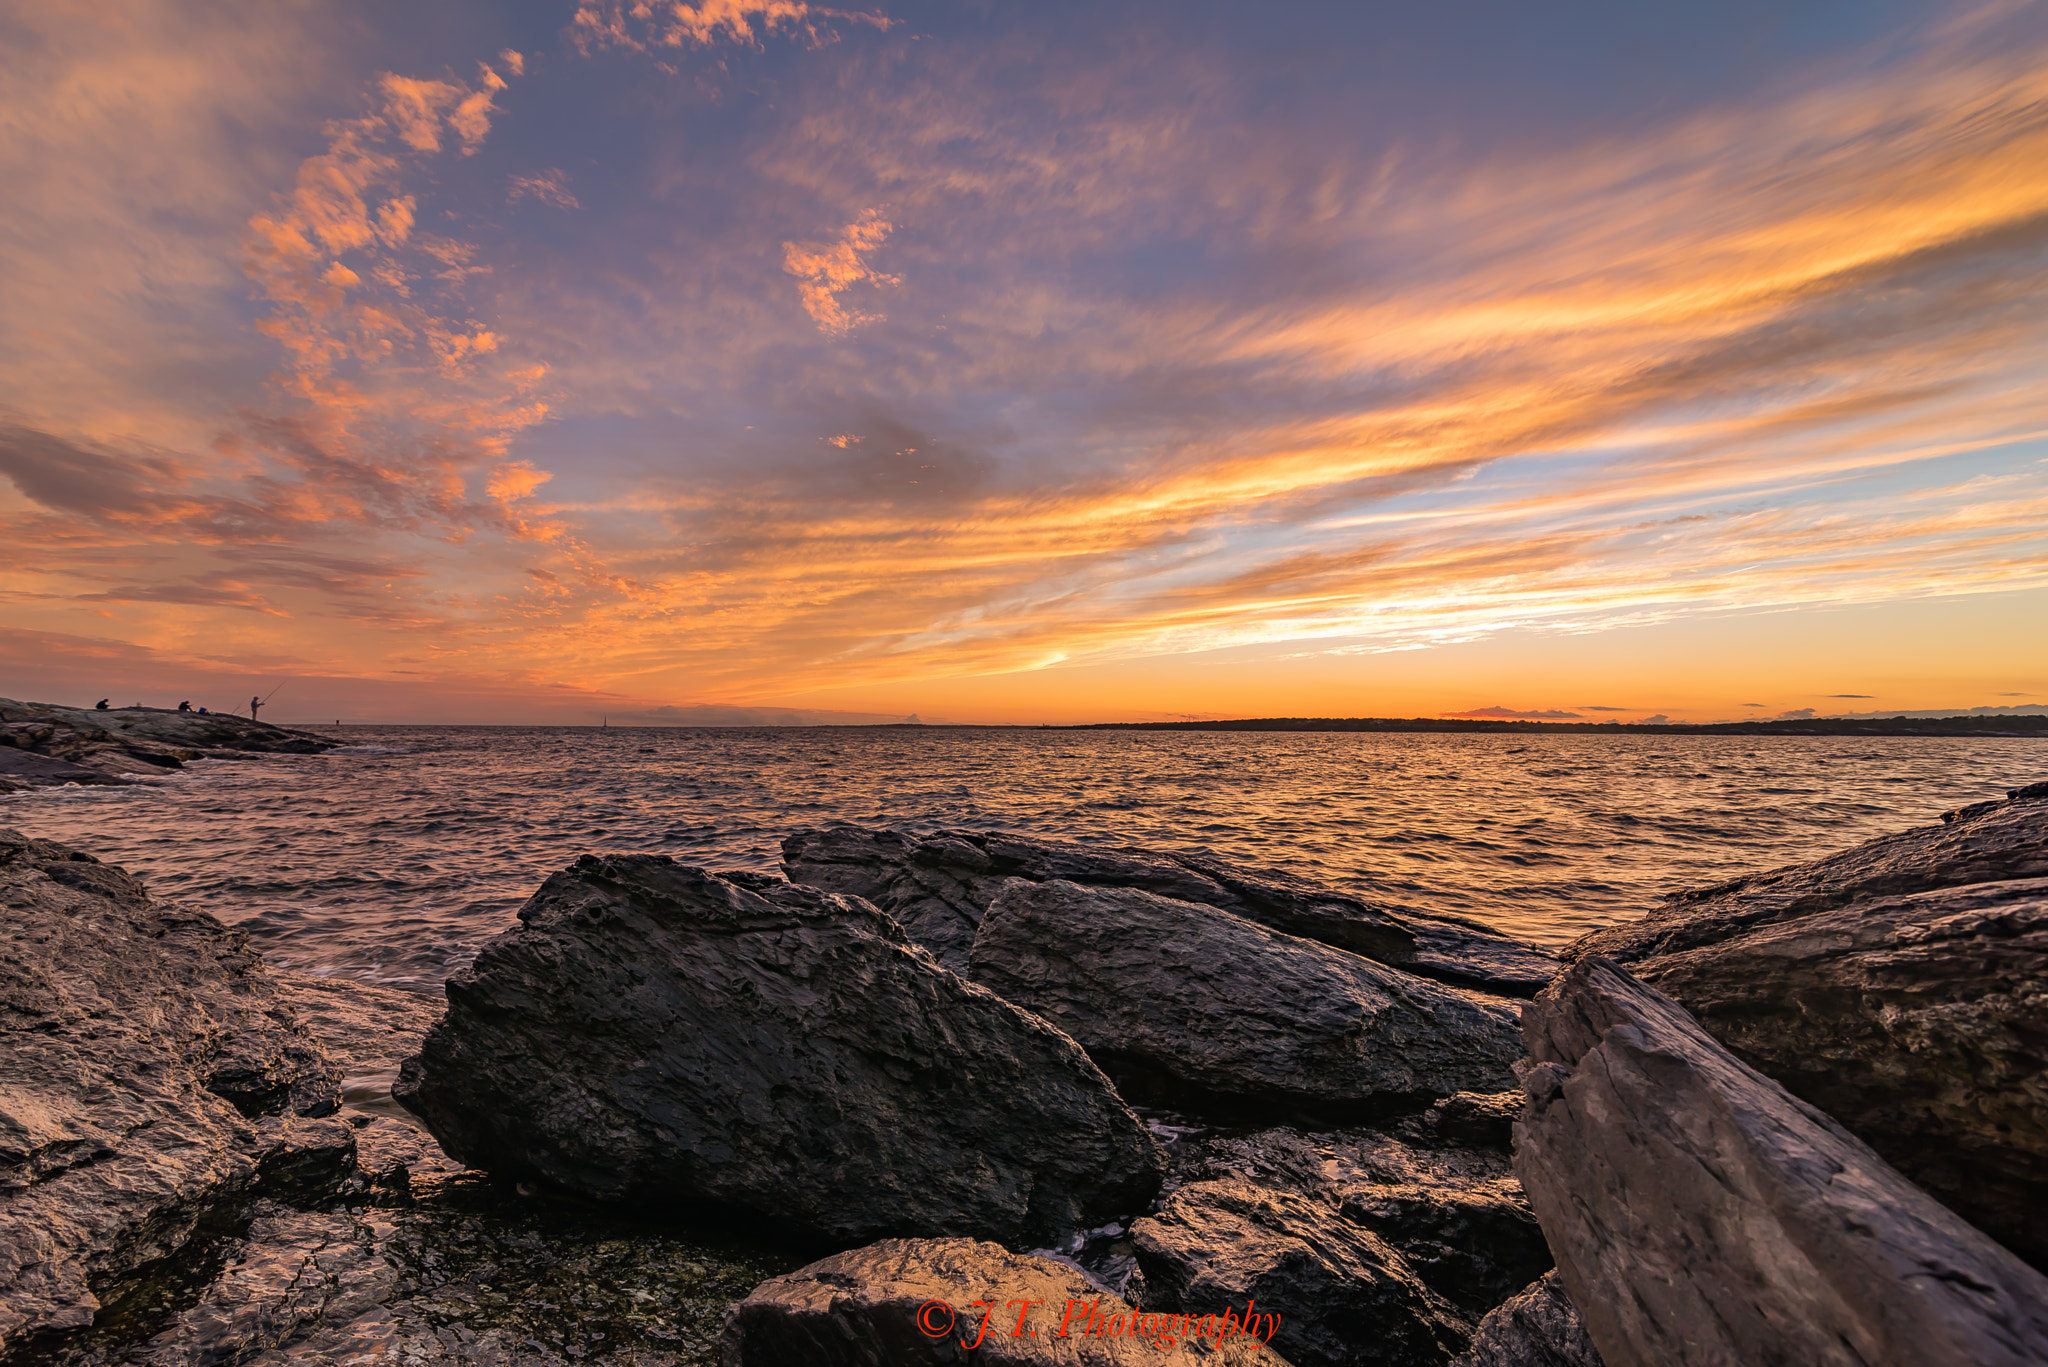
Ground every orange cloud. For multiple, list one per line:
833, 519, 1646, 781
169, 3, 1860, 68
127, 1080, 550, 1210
781, 208, 899, 335
571, 0, 896, 54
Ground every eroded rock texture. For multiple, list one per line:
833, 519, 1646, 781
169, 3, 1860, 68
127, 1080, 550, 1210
784, 826, 1558, 993
1571, 785, 2048, 1266
721, 1237, 1294, 1366
1155, 1111, 1548, 1329
1451, 1273, 1603, 1367
1132, 1179, 1471, 1367
1515, 957, 2048, 1367
395, 855, 1164, 1246
0, 828, 348, 1353
969, 879, 1523, 1109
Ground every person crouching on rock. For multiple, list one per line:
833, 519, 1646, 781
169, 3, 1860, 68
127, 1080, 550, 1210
94, 698, 109, 709
177, 700, 191, 712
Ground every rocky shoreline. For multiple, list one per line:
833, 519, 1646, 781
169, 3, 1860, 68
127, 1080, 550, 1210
0, 699, 334, 792
3, 780, 2045, 1364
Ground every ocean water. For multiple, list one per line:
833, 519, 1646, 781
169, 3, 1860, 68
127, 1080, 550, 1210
4, 725, 2041, 989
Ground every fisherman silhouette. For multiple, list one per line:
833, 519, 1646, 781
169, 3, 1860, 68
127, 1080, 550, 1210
94, 699, 109, 710
250, 695, 262, 720
177, 700, 191, 712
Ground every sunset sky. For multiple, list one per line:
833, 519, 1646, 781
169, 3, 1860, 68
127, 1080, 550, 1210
4, 0, 2046, 724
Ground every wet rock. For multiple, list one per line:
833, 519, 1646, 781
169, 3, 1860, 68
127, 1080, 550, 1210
1567, 783, 2048, 964
1163, 1122, 1547, 1322
395, 855, 1164, 1246
1132, 1179, 1471, 1367
1515, 957, 2048, 1367
0, 829, 348, 1353
784, 825, 1558, 993
1629, 875, 2048, 1268
969, 879, 1524, 1109
117, 1210, 403, 1365
721, 1236, 1293, 1365
1452, 1273, 1603, 1367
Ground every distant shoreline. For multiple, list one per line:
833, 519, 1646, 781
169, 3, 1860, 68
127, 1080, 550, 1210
1052, 715, 2048, 736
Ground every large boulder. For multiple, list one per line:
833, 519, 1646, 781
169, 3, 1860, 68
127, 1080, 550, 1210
1570, 785, 2048, 1267
1515, 957, 2048, 1367
0, 829, 349, 1352
1629, 875, 2048, 1267
394, 855, 1164, 1246
1452, 1273, 1603, 1367
721, 1237, 1294, 1365
1131, 1179, 1472, 1367
1568, 781, 2048, 964
784, 826, 1558, 993
968, 879, 1524, 1108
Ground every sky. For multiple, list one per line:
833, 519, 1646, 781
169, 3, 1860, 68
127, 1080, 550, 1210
3, 0, 2046, 725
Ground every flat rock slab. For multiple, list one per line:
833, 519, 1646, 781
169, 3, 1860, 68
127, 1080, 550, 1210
1632, 875, 2048, 1268
1515, 957, 2048, 1367
1131, 1179, 1471, 1367
1452, 1273, 1603, 1367
722, 1237, 1294, 1365
395, 854, 1164, 1246
784, 826, 1558, 994
1569, 784, 2048, 964
0, 829, 347, 1353
970, 879, 1524, 1109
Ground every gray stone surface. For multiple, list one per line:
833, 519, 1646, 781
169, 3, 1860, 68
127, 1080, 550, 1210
0, 828, 348, 1353
1631, 875, 2048, 1268
1571, 786, 2048, 1267
1568, 783, 2048, 964
1452, 1273, 1603, 1367
1156, 1110, 1550, 1320
0, 697, 331, 791
1515, 956, 2048, 1367
395, 854, 1164, 1246
1131, 1179, 1470, 1367
784, 826, 1558, 993
969, 879, 1524, 1108
721, 1237, 1294, 1365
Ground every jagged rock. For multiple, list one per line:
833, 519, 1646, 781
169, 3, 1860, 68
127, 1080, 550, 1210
721, 1236, 1294, 1365
1515, 957, 2048, 1367
1630, 875, 2048, 1268
1570, 786, 2048, 1267
0, 829, 349, 1353
784, 826, 1558, 993
968, 879, 1524, 1109
1132, 1179, 1471, 1367
0, 697, 332, 788
395, 855, 1164, 1246
1452, 1273, 1603, 1367
1568, 782, 2048, 964
1162, 1121, 1547, 1322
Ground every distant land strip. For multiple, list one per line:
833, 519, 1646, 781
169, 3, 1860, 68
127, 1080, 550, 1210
1056, 716, 2048, 736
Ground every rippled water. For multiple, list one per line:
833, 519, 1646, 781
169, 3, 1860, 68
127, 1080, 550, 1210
4, 726, 2041, 989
